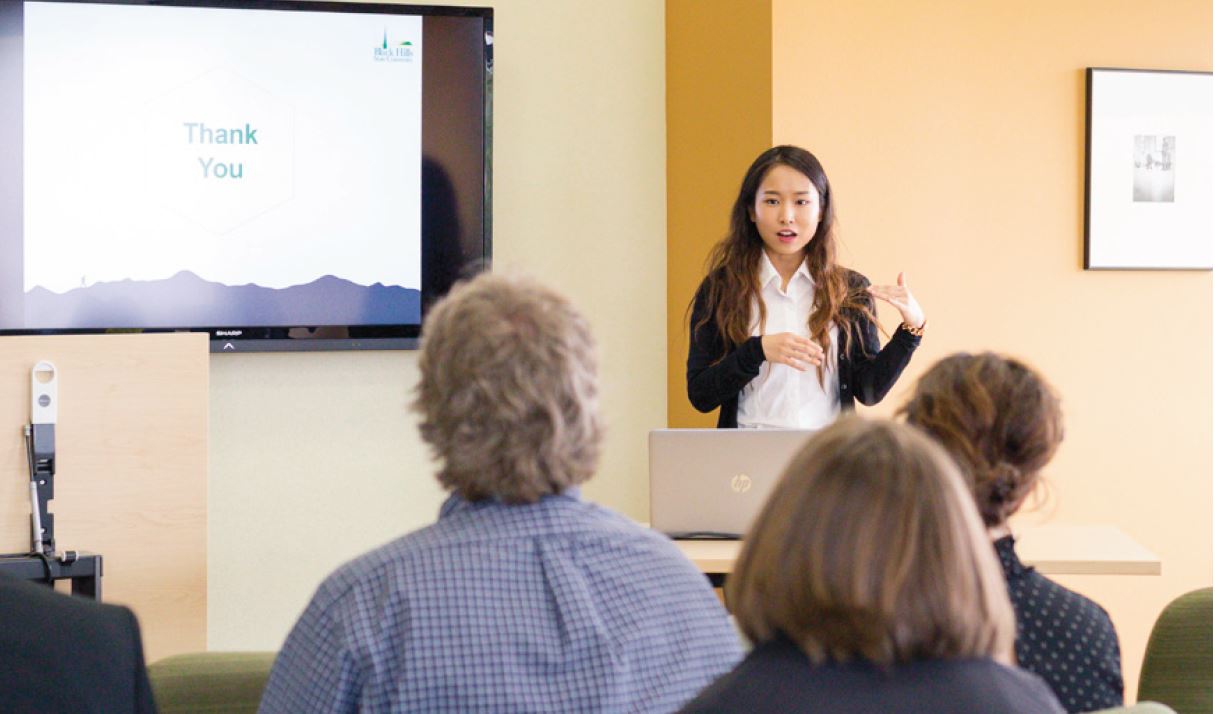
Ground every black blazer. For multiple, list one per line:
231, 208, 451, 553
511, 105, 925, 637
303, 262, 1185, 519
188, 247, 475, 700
0, 574, 157, 714
995, 536, 1125, 712
687, 269, 920, 427
678, 637, 1064, 714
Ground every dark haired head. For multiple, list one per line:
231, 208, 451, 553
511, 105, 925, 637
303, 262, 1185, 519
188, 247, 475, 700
900, 352, 1064, 527
693, 145, 872, 378
728, 145, 836, 259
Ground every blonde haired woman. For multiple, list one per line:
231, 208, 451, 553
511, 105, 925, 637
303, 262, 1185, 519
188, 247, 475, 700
679, 418, 1062, 713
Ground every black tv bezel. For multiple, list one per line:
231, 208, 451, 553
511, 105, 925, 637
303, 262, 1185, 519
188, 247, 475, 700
2, 0, 493, 353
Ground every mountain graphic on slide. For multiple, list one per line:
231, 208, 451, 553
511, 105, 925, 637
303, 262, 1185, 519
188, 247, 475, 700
23, 271, 421, 329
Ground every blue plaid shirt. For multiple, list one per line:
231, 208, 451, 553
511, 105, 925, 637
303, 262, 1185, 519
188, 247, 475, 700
259, 491, 743, 713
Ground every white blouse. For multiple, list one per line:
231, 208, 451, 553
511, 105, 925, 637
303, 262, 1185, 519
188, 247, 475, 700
736, 254, 839, 430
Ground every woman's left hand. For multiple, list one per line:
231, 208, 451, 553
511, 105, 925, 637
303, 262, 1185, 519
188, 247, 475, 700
867, 272, 925, 329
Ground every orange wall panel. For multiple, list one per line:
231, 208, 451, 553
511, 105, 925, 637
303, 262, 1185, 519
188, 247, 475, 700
666, 0, 773, 428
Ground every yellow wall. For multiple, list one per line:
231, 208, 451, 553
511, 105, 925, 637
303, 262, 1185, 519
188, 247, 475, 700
666, 0, 772, 429
208, 0, 668, 651
668, 0, 1211, 700
771, 0, 1211, 698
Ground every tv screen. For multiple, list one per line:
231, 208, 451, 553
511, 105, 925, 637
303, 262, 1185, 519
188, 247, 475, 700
0, 0, 492, 351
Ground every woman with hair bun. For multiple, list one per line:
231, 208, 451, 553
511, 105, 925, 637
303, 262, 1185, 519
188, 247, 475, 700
901, 353, 1124, 713
686, 145, 924, 429
679, 417, 1063, 713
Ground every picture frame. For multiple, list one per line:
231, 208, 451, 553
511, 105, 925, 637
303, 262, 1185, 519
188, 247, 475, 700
1084, 68, 1212, 270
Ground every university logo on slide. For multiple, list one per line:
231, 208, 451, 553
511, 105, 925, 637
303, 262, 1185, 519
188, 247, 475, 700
374, 30, 414, 62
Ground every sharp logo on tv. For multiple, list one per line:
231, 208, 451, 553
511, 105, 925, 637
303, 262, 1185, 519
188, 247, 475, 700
374, 30, 414, 62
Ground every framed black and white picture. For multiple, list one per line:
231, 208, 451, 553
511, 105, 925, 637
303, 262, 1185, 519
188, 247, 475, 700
1085, 68, 1212, 270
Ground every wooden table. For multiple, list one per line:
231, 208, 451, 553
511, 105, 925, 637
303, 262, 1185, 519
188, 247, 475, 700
675, 524, 1161, 581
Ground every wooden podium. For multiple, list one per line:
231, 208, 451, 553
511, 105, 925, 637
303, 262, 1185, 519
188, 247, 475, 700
0, 333, 208, 662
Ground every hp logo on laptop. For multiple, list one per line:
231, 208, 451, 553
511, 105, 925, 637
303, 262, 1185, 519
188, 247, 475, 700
730, 474, 752, 493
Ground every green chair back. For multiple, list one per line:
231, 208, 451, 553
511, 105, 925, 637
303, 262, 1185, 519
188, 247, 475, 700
148, 651, 277, 714
1091, 703, 1177, 713
1138, 587, 1213, 714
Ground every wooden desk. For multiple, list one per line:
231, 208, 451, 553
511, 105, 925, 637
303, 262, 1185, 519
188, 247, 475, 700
675, 524, 1161, 578
1012, 524, 1160, 576
0, 334, 207, 662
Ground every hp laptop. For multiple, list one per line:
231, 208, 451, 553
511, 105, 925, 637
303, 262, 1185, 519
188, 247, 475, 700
649, 428, 815, 539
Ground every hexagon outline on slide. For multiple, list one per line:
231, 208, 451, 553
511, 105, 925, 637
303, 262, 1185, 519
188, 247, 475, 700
142, 67, 295, 235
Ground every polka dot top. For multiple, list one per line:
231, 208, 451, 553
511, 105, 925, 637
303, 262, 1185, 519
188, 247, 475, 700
995, 535, 1124, 713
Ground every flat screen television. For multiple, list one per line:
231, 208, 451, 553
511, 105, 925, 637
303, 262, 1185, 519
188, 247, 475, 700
0, 0, 492, 351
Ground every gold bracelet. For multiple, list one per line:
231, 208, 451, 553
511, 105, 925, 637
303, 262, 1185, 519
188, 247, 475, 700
900, 320, 926, 337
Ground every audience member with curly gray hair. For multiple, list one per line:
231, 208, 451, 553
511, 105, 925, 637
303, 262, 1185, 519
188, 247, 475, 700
261, 272, 743, 714
416, 272, 603, 503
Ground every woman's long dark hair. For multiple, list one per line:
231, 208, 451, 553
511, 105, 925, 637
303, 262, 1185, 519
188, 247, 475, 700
692, 145, 875, 381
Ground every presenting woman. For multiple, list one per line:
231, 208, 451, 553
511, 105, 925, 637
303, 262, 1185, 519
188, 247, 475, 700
687, 145, 924, 428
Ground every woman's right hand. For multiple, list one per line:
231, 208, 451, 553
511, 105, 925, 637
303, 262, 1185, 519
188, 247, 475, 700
761, 332, 824, 371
